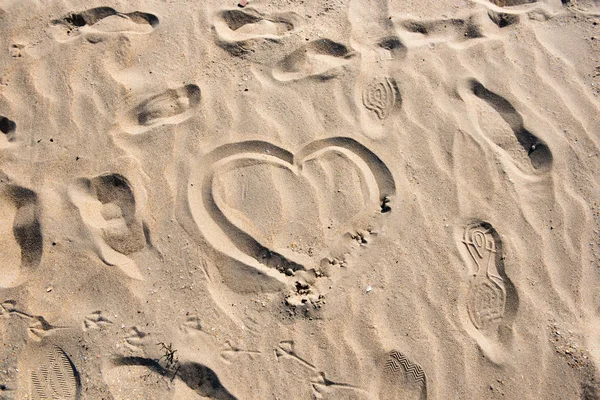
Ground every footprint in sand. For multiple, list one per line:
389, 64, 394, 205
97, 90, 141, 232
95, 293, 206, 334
460, 222, 518, 358
214, 8, 300, 56
460, 78, 553, 174
51, 7, 159, 42
19, 345, 81, 400
380, 350, 427, 400
490, 0, 537, 6
69, 174, 145, 280
395, 16, 484, 47
272, 39, 356, 82
354, 37, 405, 139
0, 115, 17, 143
487, 10, 520, 27
120, 84, 201, 135
361, 76, 401, 120
0, 178, 43, 288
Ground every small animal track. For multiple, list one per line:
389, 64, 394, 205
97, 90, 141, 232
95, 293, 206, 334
275, 341, 364, 398
362, 77, 401, 120
273, 39, 355, 82
29, 346, 80, 400
220, 341, 260, 363
9, 44, 25, 58
469, 79, 553, 171
82, 311, 112, 331
0, 179, 43, 288
51, 7, 159, 42
381, 350, 427, 400
461, 222, 518, 334
181, 315, 203, 333
124, 326, 148, 350
123, 84, 201, 134
69, 173, 145, 280
0, 301, 67, 340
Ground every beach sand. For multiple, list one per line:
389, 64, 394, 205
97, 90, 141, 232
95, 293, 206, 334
1, 0, 600, 398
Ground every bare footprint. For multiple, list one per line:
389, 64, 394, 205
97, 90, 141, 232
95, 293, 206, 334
214, 8, 300, 56
460, 78, 553, 174
121, 84, 201, 135
0, 178, 43, 288
460, 222, 518, 360
380, 350, 427, 400
272, 39, 356, 82
395, 16, 484, 47
18, 345, 81, 400
51, 7, 159, 42
69, 174, 145, 280
470, 79, 553, 171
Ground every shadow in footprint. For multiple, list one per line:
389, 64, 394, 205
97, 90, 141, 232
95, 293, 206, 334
469, 79, 552, 171
90, 174, 144, 255
122, 84, 201, 135
273, 39, 355, 82
69, 174, 145, 280
488, 10, 520, 27
0, 180, 43, 288
0, 116, 16, 138
377, 36, 407, 59
51, 7, 159, 42
113, 357, 237, 400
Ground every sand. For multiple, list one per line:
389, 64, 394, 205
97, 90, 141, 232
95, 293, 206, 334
0, 0, 599, 398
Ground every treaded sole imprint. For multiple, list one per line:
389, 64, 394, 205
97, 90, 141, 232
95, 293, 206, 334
29, 346, 80, 400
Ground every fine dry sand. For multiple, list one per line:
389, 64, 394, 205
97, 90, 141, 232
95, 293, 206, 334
1, 0, 600, 398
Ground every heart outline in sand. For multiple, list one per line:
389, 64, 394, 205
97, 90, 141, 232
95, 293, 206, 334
182, 137, 396, 282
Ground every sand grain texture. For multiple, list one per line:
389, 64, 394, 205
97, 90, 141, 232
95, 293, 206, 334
1, 0, 600, 398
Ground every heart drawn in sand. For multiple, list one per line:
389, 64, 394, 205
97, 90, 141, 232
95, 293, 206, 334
184, 137, 396, 278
